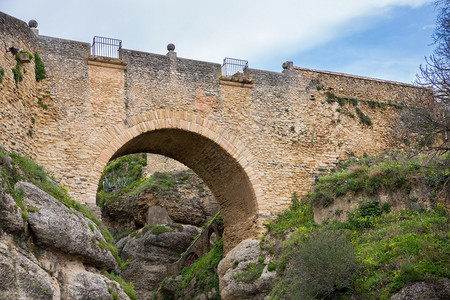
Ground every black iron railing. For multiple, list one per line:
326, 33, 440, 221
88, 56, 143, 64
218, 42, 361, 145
91, 36, 122, 59
221, 57, 248, 77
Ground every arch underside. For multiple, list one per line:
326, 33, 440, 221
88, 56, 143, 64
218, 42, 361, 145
102, 128, 259, 252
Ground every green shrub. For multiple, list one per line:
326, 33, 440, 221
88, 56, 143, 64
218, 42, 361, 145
355, 107, 372, 126
271, 229, 359, 299
348, 199, 382, 228
34, 52, 46, 82
313, 191, 334, 207
265, 193, 314, 237
0, 67, 4, 83
268, 262, 276, 272
349, 98, 358, 106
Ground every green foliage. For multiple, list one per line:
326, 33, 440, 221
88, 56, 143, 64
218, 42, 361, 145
349, 98, 358, 106
37, 98, 48, 110
88, 222, 95, 232
368, 99, 381, 109
267, 262, 276, 272
0, 67, 4, 83
355, 107, 372, 126
337, 96, 346, 106
234, 262, 265, 283
34, 52, 46, 82
348, 199, 383, 228
11, 54, 23, 87
264, 193, 314, 237
150, 225, 170, 235
352, 210, 449, 298
271, 229, 360, 299
174, 238, 223, 298
308, 151, 443, 206
0, 148, 128, 269
101, 271, 136, 300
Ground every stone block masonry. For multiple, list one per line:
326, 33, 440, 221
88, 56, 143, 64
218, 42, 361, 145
0, 11, 426, 252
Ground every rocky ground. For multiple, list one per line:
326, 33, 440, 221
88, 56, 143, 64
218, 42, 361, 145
0, 176, 132, 299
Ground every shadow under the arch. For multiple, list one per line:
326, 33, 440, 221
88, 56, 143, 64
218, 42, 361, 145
107, 128, 259, 253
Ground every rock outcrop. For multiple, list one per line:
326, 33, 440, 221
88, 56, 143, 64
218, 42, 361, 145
17, 181, 118, 271
118, 224, 200, 300
0, 179, 132, 299
390, 279, 450, 300
0, 176, 27, 234
218, 239, 277, 300
100, 171, 219, 231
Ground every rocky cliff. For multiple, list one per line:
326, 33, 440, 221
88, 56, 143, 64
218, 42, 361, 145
0, 176, 133, 299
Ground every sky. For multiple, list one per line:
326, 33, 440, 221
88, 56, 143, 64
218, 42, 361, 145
0, 0, 438, 84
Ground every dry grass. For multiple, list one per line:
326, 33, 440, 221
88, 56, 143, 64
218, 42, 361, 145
368, 168, 385, 178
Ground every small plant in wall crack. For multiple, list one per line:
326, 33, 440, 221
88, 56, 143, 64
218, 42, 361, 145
37, 98, 48, 110
0, 67, 5, 83
34, 52, 46, 82
11, 54, 23, 87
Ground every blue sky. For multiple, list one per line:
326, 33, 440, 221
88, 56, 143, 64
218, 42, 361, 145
0, 0, 437, 84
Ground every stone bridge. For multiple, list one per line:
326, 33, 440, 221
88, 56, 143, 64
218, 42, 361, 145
0, 12, 423, 251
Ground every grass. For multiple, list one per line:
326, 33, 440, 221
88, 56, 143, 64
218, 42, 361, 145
96, 154, 193, 209
0, 147, 127, 270
101, 271, 137, 300
265, 151, 449, 300
34, 52, 46, 82
310, 151, 449, 207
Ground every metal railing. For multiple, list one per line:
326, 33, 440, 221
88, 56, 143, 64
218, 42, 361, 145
221, 57, 248, 77
91, 36, 122, 59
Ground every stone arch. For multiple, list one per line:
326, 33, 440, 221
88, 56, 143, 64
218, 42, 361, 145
89, 109, 262, 252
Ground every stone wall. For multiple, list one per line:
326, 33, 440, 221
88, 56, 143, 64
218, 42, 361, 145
0, 12, 428, 250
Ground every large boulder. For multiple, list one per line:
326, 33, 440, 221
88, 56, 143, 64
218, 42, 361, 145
16, 181, 118, 271
0, 175, 26, 234
0, 235, 59, 299
218, 239, 276, 300
390, 279, 450, 300
119, 224, 200, 299
68, 271, 131, 300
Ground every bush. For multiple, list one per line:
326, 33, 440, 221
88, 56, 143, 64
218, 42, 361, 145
34, 52, 46, 82
271, 229, 359, 299
348, 199, 382, 228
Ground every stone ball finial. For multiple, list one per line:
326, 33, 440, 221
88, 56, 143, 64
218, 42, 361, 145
28, 20, 38, 28
167, 43, 175, 52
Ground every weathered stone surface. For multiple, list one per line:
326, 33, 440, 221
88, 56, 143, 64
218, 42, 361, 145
16, 181, 118, 271
0, 235, 58, 299
119, 224, 200, 299
218, 239, 276, 300
147, 206, 172, 225
101, 170, 218, 232
390, 279, 450, 300
69, 271, 130, 300
0, 175, 26, 234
